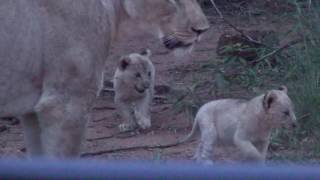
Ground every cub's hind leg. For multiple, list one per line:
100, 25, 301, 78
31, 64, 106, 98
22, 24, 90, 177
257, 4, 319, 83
195, 116, 217, 165
21, 113, 43, 157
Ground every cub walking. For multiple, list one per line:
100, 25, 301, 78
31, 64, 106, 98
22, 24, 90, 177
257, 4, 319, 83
183, 86, 297, 164
114, 49, 155, 132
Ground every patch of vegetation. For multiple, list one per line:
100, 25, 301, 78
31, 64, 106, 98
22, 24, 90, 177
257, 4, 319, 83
171, 81, 206, 122
198, 0, 320, 162
270, 0, 320, 161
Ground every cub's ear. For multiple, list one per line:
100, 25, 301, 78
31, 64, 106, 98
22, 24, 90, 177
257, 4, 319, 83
119, 56, 131, 71
278, 85, 288, 93
263, 91, 277, 109
140, 49, 152, 58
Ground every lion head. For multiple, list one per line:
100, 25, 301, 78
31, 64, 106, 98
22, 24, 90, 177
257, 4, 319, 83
116, 49, 155, 97
121, 0, 210, 52
263, 86, 297, 129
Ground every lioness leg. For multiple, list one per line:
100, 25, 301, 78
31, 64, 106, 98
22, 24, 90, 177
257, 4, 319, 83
116, 101, 137, 132
193, 141, 203, 160
35, 94, 90, 158
196, 118, 217, 164
134, 96, 151, 130
21, 113, 43, 157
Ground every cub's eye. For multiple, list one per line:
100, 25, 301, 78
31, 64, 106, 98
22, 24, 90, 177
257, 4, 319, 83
283, 111, 290, 116
148, 72, 151, 77
135, 73, 141, 78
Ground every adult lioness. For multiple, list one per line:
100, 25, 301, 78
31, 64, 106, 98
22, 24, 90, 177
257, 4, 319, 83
0, 0, 209, 158
181, 86, 297, 164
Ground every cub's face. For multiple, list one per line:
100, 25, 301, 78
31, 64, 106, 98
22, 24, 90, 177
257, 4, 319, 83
118, 50, 154, 95
122, 0, 210, 52
263, 86, 297, 129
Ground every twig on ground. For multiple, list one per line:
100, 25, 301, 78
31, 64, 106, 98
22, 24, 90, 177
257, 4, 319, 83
209, 0, 270, 48
195, 48, 216, 52
92, 117, 108, 123
82, 140, 195, 157
224, 19, 269, 48
251, 39, 302, 64
298, 113, 311, 121
86, 129, 138, 142
87, 134, 118, 142
174, 92, 190, 105
93, 106, 116, 111
210, 0, 223, 18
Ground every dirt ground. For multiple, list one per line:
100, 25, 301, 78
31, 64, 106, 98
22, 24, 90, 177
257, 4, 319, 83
0, 6, 291, 163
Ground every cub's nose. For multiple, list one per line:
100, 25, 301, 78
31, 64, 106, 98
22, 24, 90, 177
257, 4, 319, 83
191, 27, 209, 35
143, 82, 150, 89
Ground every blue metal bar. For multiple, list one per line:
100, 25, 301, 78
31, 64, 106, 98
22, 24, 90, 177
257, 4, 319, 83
0, 160, 319, 179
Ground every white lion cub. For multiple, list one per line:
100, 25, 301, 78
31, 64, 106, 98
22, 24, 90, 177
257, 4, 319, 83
184, 86, 297, 164
114, 49, 155, 132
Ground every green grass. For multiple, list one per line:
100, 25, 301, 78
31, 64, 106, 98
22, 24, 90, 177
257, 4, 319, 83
269, 0, 320, 161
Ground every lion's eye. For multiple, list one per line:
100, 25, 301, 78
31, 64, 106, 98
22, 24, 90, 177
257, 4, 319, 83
283, 111, 290, 116
135, 73, 141, 78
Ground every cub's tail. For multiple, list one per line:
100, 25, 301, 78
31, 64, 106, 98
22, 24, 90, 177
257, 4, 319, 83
177, 117, 199, 144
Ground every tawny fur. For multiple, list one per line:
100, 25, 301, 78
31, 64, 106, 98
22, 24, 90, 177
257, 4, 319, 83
114, 50, 155, 132
182, 87, 297, 164
0, 0, 208, 158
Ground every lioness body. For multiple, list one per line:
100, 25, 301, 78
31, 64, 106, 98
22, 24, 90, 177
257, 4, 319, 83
184, 88, 296, 164
114, 50, 155, 131
0, 0, 209, 158
1, 0, 110, 157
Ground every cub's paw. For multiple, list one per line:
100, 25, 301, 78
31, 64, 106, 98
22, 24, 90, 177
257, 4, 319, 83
136, 118, 151, 130
118, 123, 136, 132
134, 111, 151, 130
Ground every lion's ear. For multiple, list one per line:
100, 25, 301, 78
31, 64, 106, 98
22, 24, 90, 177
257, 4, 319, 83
140, 49, 152, 58
119, 56, 131, 71
263, 91, 277, 110
278, 85, 288, 93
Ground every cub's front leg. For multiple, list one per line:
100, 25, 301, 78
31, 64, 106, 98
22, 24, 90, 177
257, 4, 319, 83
254, 140, 270, 162
234, 133, 264, 162
116, 100, 137, 132
134, 94, 152, 130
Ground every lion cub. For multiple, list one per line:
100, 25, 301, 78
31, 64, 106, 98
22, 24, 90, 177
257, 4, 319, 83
114, 49, 155, 132
184, 86, 297, 164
